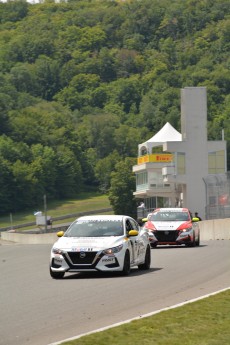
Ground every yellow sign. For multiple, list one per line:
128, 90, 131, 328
138, 154, 173, 165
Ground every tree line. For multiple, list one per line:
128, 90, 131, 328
0, 0, 229, 216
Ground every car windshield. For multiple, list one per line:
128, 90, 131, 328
64, 220, 124, 237
150, 211, 190, 222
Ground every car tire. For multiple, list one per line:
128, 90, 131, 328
50, 267, 65, 279
186, 232, 196, 247
150, 243, 157, 248
191, 231, 196, 247
138, 245, 151, 270
121, 250, 131, 276
195, 233, 200, 246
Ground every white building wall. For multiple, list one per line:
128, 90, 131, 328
181, 87, 208, 219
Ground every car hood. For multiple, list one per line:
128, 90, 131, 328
53, 236, 124, 251
147, 221, 191, 231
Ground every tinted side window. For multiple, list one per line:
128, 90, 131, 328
129, 218, 139, 231
126, 220, 133, 232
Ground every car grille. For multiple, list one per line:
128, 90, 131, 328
155, 230, 178, 242
66, 251, 97, 265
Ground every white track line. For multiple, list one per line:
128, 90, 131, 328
48, 287, 230, 345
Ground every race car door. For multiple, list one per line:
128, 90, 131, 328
125, 218, 140, 264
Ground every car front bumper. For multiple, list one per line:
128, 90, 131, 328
148, 230, 194, 245
50, 250, 125, 273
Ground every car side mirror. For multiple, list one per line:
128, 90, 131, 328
192, 217, 200, 222
57, 231, 64, 237
142, 218, 148, 223
128, 230, 138, 236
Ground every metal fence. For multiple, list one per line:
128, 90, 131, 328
204, 172, 230, 219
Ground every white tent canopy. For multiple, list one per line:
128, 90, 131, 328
138, 122, 182, 156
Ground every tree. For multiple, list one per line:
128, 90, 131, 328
0, 0, 28, 24
0, 157, 14, 214
0, 93, 11, 135
109, 158, 137, 218
11, 160, 40, 210
140, 86, 180, 132
0, 135, 31, 163
95, 150, 120, 193
81, 148, 98, 187
33, 56, 61, 100
8, 101, 77, 147
76, 25, 106, 52
76, 113, 120, 159
114, 125, 143, 157
55, 73, 100, 110
107, 76, 142, 114
54, 145, 83, 198
31, 144, 57, 199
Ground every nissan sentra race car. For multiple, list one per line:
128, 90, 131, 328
142, 208, 200, 248
50, 215, 151, 278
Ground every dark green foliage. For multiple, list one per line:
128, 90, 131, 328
0, 0, 229, 215
109, 158, 138, 218
0, 157, 15, 213
0, 0, 28, 24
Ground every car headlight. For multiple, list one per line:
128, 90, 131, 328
102, 244, 123, 255
52, 247, 64, 255
180, 227, 192, 232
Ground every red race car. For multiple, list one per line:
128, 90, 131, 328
142, 208, 200, 248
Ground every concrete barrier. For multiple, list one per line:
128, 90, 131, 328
199, 219, 230, 240
1, 231, 57, 244
1, 218, 230, 244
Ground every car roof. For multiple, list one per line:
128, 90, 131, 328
77, 215, 128, 221
154, 208, 189, 212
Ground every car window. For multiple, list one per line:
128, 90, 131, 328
125, 220, 133, 232
150, 211, 189, 221
64, 220, 124, 237
129, 218, 139, 231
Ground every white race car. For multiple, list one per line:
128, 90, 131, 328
50, 215, 151, 278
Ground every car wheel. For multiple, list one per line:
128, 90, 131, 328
50, 267, 65, 279
195, 233, 200, 246
138, 245, 151, 270
121, 250, 131, 276
186, 232, 196, 247
150, 243, 157, 248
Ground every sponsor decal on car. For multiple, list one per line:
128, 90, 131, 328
71, 247, 94, 252
101, 257, 116, 263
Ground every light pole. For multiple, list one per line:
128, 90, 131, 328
10, 213, 13, 230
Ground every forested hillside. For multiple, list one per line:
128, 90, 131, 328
0, 0, 229, 215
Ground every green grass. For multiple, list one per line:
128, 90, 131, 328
60, 289, 230, 345
0, 192, 111, 229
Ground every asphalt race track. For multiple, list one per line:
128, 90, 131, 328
0, 240, 229, 345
